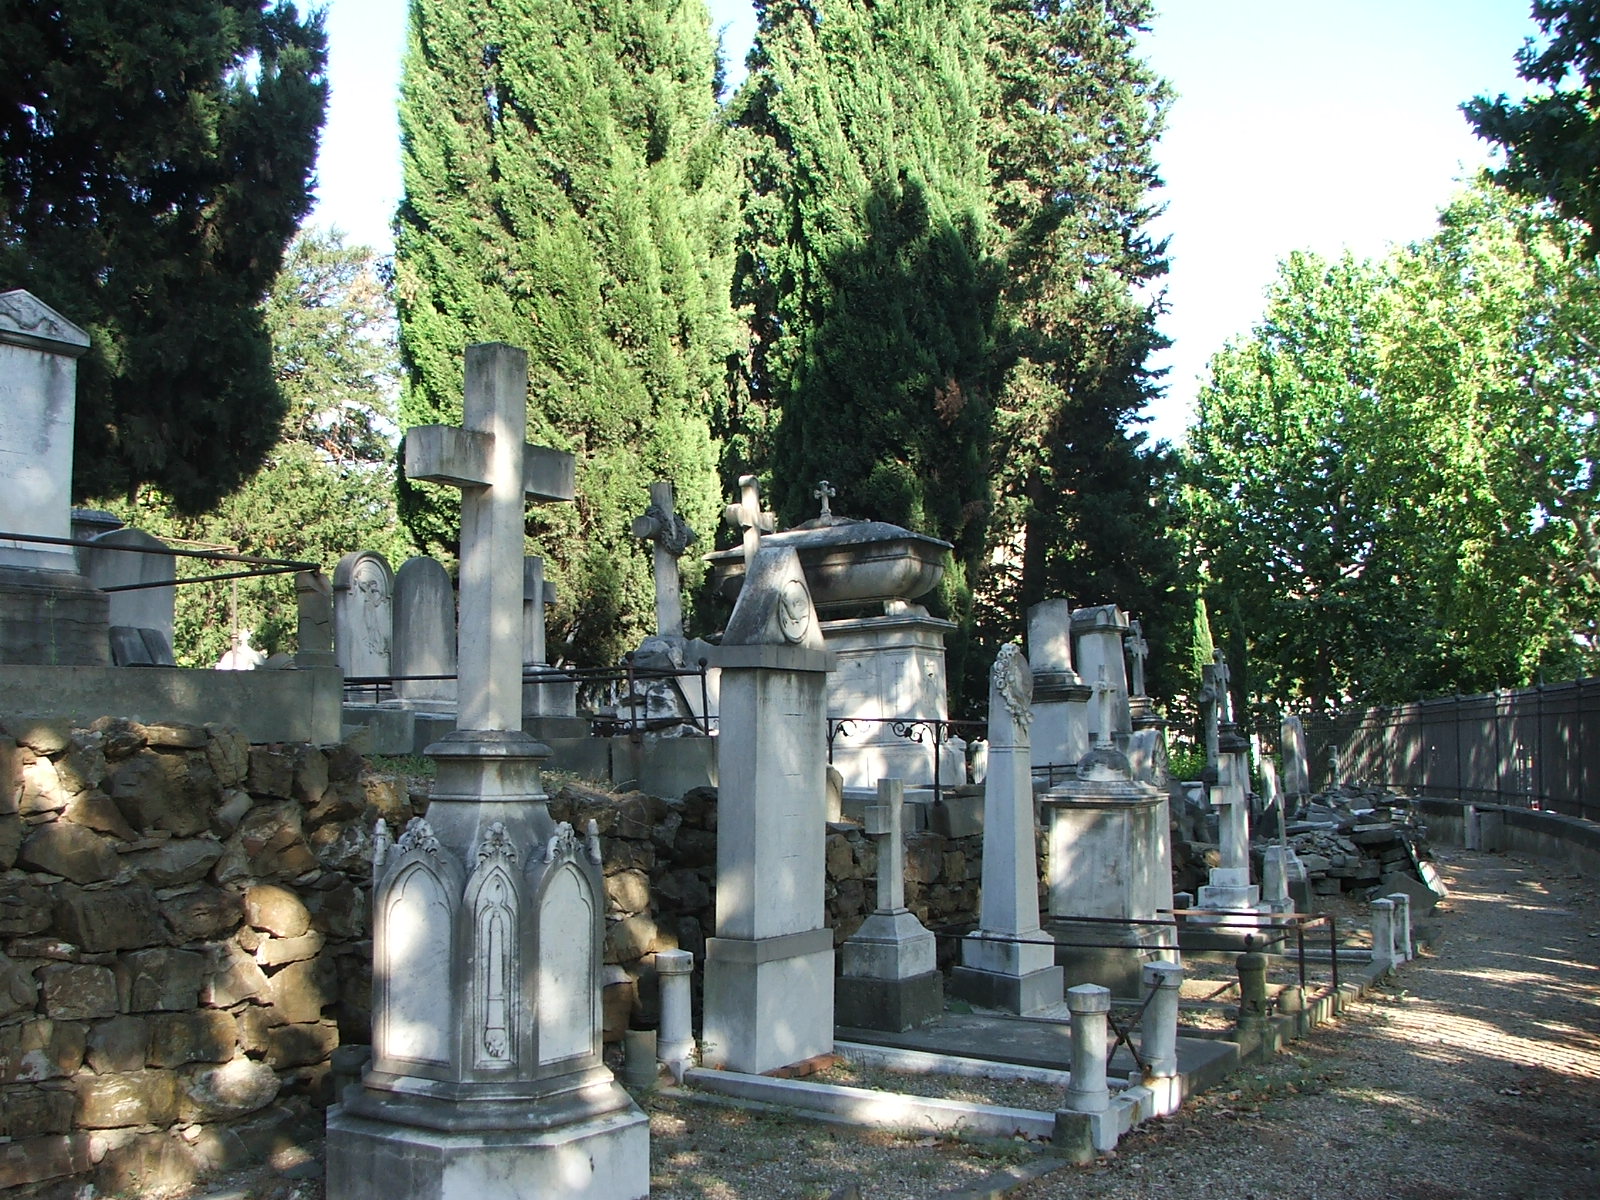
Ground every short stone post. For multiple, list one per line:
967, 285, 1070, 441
1063, 984, 1112, 1115
1370, 898, 1397, 972
1139, 962, 1182, 1079
1235, 951, 1270, 1031
1387, 892, 1413, 963
655, 948, 695, 1081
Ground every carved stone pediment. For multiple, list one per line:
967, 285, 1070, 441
0, 290, 91, 355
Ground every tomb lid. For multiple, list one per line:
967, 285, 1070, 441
706, 519, 951, 611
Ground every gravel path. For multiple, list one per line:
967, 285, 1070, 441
1011, 848, 1600, 1200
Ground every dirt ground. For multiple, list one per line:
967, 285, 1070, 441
169, 847, 1600, 1200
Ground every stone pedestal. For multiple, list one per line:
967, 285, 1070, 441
0, 291, 108, 667
703, 546, 836, 1073
1041, 768, 1175, 999
823, 609, 955, 789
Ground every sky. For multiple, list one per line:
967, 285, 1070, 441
312, 1, 1543, 444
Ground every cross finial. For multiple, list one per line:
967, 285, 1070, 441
1093, 665, 1115, 749
722, 474, 777, 569
631, 480, 695, 638
814, 480, 836, 521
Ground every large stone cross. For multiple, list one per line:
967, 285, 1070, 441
1125, 619, 1149, 698
404, 343, 575, 732
630, 480, 696, 639
723, 474, 776, 568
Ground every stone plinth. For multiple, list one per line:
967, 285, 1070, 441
703, 545, 836, 1073
1041, 771, 1175, 998
822, 609, 955, 789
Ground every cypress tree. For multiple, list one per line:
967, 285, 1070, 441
0, 0, 328, 512
731, 0, 1000, 595
976, 0, 1182, 697
396, 0, 738, 665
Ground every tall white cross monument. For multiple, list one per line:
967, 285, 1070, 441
326, 343, 649, 1200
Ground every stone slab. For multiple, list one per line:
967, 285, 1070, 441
948, 963, 1064, 1016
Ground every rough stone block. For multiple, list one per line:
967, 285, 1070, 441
0, 735, 20, 816
178, 1058, 280, 1122
37, 963, 118, 1020
118, 947, 206, 1012
123, 837, 224, 887
53, 882, 167, 955
0, 1133, 93, 1190
305, 876, 366, 939
266, 1019, 339, 1069
160, 885, 243, 943
9, 718, 71, 755
605, 913, 666, 964
75, 1069, 181, 1128
143, 721, 206, 750
0, 814, 19, 871
90, 717, 148, 760
255, 930, 325, 968
244, 883, 311, 938
309, 820, 371, 873
211, 788, 253, 836
293, 746, 329, 807
202, 943, 269, 1008
19, 755, 69, 815
146, 1010, 237, 1068
604, 868, 652, 914
227, 802, 316, 880
264, 957, 334, 1023
0, 950, 40, 1018
86, 1015, 151, 1073
92, 1128, 198, 1197
0, 1019, 87, 1083
203, 726, 249, 788
0, 1083, 76, 1138
19, 821, 121, 884
63, 789, 137, 839
247, 745, 297, 799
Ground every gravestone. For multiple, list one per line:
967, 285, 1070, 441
1192, 732, 1266, 922
1281, 714, 1310, 798
295, 570, 336, 669
1125, 618, 1165, 730
390, 556, 457, 709
702, 543, 836, 1073
80, 527, 176, 664
951, 645, 1064, 1014
326, 343, 644, 1200
0, 290, 108, 666
332, 550, 394, 682
1071, 605, 1131, 744
630, 479, 695, 640
1027, 598, 1091, 779
721, 473, 776, 568
836, 777, 943, 1031
521, 555, 577, 720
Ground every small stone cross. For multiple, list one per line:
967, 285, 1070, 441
863, 778, 908, 914
403, 343, 575, 732
631, 480, 696, 639
722, 474, 776, 569
522, 556, 559, 667
1125, 619, 1149, 698
814, 480, 836, 521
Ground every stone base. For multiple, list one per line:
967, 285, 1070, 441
835, 969, 944, 1033
703, 928, 834, 1074
0, 566, 109, 666
948, 962, 1064, 1015
324, 1100, 649, 1200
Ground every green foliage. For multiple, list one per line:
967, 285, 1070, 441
395, 0, 738, 667
0, 1, 328, 512
95, 229, 410, 666
1466, 1, 1600, 252
1184, 180, 1600, 714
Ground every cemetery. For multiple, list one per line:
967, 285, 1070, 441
1, 303, 1543, 1200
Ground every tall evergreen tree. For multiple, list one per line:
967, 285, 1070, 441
0, 1, 328, 512
396, 0, 738, 666
976, 0, 1182, 697
729, 0, 1001, 704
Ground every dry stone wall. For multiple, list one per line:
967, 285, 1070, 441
0, 716, 418, 1196
0, 718, 987, 1196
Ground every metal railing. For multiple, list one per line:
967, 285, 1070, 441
827, 716, 985, 803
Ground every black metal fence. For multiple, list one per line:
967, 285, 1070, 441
1315, 679, 1600, 823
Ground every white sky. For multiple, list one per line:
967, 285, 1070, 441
311, 0, 1541, 444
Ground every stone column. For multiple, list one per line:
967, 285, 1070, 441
1385, 892, 1413, 963
655, 948, 695, 1081
1139, 962, 1183, 1078
1027, 599, 1091, 778
1370, 898, 1396, 972
1235, 952, 1270, 1030
1063, 984, 1112, 1114
951, 645, 1064, 1015
702, 545, 836, 1073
